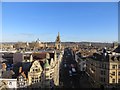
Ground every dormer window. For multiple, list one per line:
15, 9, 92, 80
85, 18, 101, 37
111, 56, 115, 61
114, 57, 117, 60
19, 78, 23, 81
117, 57, 120, 61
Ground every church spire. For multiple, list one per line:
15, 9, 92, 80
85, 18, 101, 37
56, 32, 60, 43
58, 32, 60, 37
55, 32, 61, 50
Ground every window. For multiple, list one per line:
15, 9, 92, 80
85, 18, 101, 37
22, 83, 25, 86
102, 64, 104, 68
101, 70, 103, 75
19, 83, 22, 85
103, 78, 106, 82
118, 72, 120, 76
38, 69, 40, 72
112, 72, 115, 76
104, 64, 106, 69
111, 57, 115, 61
46, 76, 49, 79
100, 77, 105, 82
50, 75, 52, 78
118, 79, 120, 83
117, 57, 120, 61
119, 65, 120, 69
45, 68, 49, 71
112, 65, 116, 69
35, 77, 38, 80
19, 76, 22, 79
24, 78, 26, 81
19, 78, 23, 81
104, 71, 106, 75
20, 82, 24, 86
9, 82, 12, 85
101, 70, 106, 75
50, 73, 52, 75
112, 65, 115, 69
39, 76, 41, 80
112, 79, 115, 83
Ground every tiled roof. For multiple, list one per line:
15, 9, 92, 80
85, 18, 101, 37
12, 62, 32, 78
91, 52, 109, 62
32, 52, 47, 59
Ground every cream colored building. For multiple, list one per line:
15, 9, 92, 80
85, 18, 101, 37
13, 50, 62, 89
13, 33, 63, 89
40, 51, 61, 88
0, 79, 17, 89
28, 60, 43, 88
86, 46, 120, 88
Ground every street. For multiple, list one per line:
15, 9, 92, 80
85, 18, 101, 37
59, 48, 93, 88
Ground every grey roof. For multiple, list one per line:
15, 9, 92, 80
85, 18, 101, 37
12, 62, 32, 78
113, 45, 120, 53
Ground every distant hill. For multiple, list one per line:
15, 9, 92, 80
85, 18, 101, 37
1, 41, 112, 47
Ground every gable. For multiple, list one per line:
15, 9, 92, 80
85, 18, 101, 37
30, 61, 43, 73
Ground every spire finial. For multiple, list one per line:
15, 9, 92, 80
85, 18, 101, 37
58, 32, 60, 36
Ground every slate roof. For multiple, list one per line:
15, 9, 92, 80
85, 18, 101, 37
12, 62, 32, 78
90, 52, 109, 62
113, 45, 120, 53
32, 52, 47, 59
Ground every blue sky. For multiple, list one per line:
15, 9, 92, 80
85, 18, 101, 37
2, 2, 118, 42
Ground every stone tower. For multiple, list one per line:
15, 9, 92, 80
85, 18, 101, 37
55, 32, 61, 50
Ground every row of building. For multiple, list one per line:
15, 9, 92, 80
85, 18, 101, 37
0, 33, 63, 89
1, 33, 63, 52
75, 42, 120, 88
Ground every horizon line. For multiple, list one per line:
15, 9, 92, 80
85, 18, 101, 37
0, 41, 118, 43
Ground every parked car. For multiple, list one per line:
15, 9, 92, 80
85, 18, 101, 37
69, 70, 72, 76
72, 68, 76, 72
71, 68, 77, 75
64, 64, 67, 68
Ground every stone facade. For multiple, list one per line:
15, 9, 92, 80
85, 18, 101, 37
86, 45, 120, 88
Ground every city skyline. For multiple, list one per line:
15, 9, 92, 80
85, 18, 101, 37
2, 2, 118, 43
